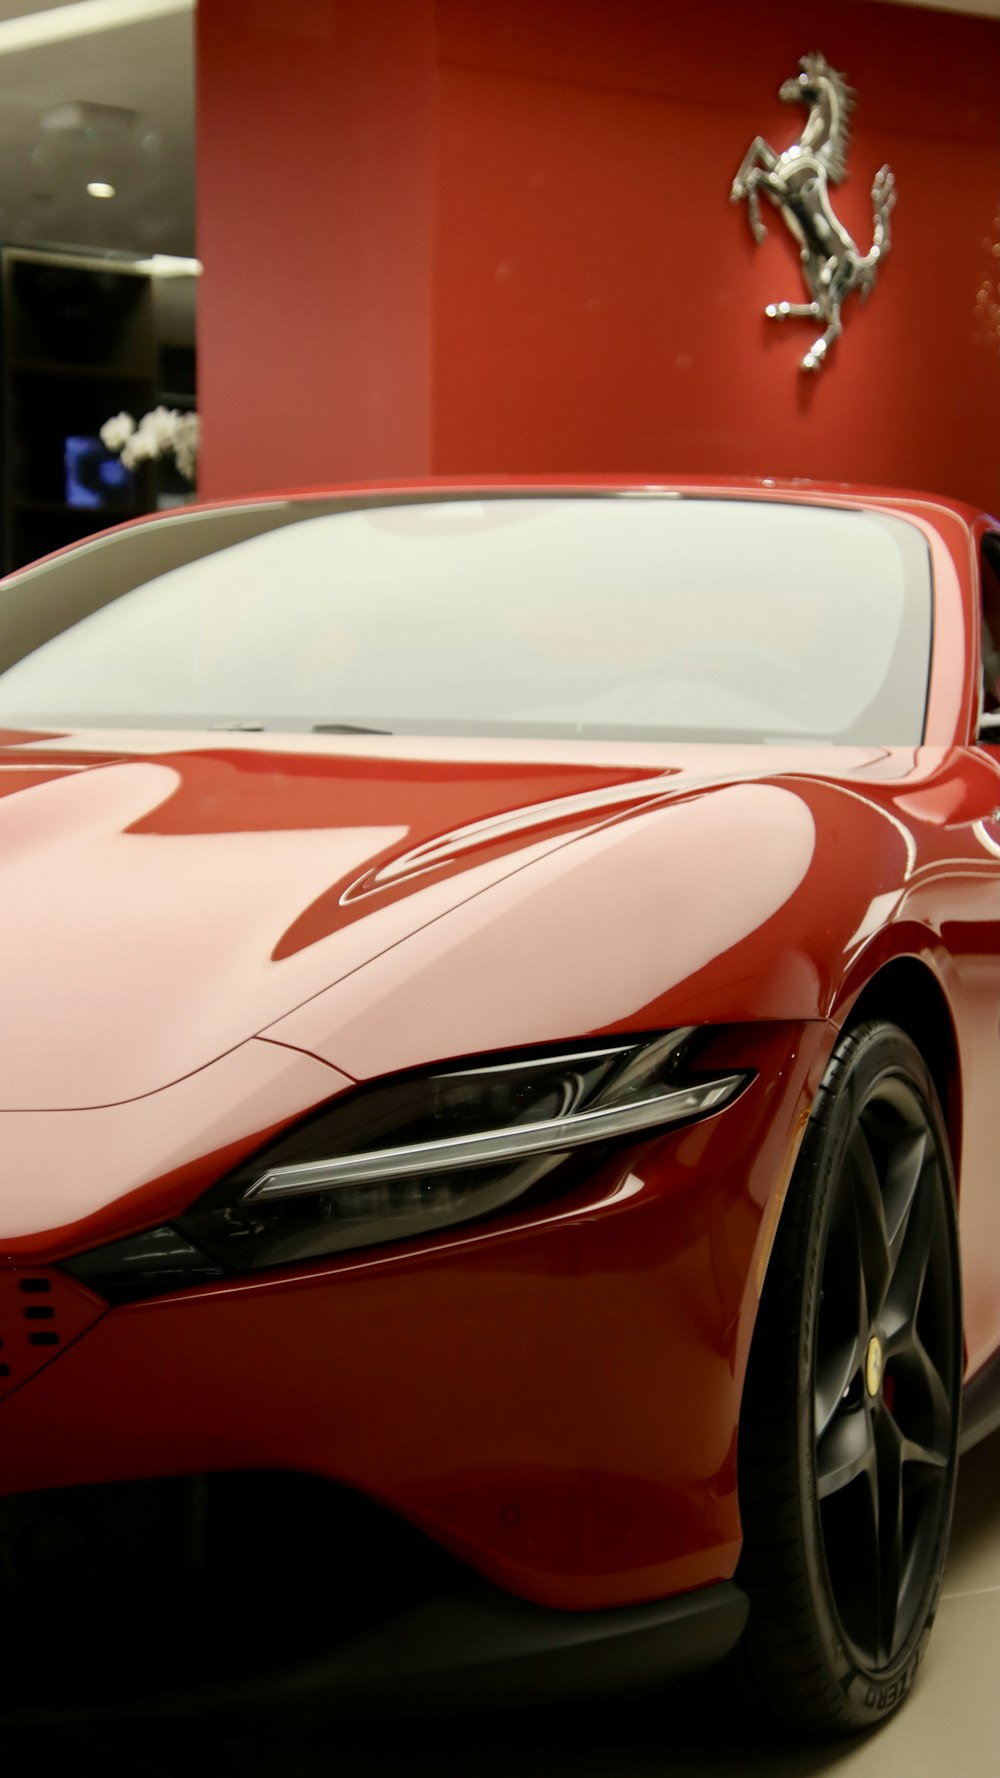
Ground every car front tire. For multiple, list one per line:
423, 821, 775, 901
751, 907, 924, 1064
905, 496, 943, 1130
735, 1020, 961, 1735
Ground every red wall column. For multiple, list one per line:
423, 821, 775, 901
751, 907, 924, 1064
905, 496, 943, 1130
429, 0, 1000, 507
197, 0, 1000, 511
197, 0, 436, 497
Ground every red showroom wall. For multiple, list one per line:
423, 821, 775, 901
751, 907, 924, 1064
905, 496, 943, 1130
197, 0, 1000, 512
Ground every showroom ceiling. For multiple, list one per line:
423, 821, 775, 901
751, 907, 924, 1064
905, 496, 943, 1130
0, 0, 992, 274
0, 0, 194, 260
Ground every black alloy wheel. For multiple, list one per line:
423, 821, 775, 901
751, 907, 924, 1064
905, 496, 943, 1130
735, 1021, 961, 1735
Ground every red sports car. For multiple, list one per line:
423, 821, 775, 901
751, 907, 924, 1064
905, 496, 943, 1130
0, 480, 998, 1736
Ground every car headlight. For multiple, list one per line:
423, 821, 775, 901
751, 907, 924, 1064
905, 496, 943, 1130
62, 1031, 750, 1299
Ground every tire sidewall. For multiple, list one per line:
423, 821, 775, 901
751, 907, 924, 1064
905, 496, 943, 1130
792, 1023, 961, 1727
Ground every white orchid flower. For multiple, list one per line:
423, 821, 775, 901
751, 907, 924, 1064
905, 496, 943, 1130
104, 405, 200, 481
99, 412, 137, 452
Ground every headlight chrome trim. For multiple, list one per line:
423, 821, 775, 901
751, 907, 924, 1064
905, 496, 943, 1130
244, 1073, 749, 1201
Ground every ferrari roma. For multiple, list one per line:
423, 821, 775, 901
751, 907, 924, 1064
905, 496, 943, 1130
0, 479, 998, 1736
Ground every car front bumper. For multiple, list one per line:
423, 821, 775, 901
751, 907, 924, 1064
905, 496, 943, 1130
0, 1020, 830, 1621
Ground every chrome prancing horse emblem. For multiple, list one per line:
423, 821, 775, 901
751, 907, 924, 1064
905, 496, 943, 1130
730, 53, 895, 373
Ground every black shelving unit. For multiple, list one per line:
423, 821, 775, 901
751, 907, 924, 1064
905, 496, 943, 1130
1, 247, 157, 572
151, 335, 197, 511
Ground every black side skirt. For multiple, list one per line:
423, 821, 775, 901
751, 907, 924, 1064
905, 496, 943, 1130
6, 1579, 749, 1727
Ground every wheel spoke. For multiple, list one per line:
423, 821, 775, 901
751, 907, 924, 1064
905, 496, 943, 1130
911, 1333, 952, 1434
817, 1404, 876, 1500
889, 1334, 954, 1469
814, 1333, 863, 1439
873, 1405, 905, 1663
846, 1124, 891, 1319
900, 1430, 950, 1473
824, 1156, 870, 1331
884, 1130, 929, 1266
882, 1161, 936, 1344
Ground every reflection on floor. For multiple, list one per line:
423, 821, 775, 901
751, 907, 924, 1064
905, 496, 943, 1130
18, 1429, 1000, 1777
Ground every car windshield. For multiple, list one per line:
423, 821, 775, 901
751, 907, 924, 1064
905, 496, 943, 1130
0, 494, 931, 744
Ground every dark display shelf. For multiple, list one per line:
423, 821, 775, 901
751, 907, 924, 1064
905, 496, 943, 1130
1, 248, 157, 573
12, 358, 154, 382
14, 496, 143, 516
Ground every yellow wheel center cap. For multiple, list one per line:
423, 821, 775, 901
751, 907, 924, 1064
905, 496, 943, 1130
865, 1336, 883, 1398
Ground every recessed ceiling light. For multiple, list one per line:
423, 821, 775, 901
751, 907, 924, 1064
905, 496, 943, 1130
87, 181, 116, 199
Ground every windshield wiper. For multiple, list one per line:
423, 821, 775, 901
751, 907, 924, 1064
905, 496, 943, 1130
311, 722, 394, 735
208, 719, 394, 735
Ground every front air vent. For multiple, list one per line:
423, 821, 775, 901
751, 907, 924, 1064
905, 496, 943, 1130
20, 1277, 59, 1344
0, 1269, 106, 1401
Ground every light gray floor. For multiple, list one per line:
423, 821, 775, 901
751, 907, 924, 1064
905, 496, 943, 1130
29, 1428, 1000, 1776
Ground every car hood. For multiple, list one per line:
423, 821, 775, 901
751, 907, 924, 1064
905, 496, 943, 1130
0, 729, 931, 1109
0, 730, 689, 1109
